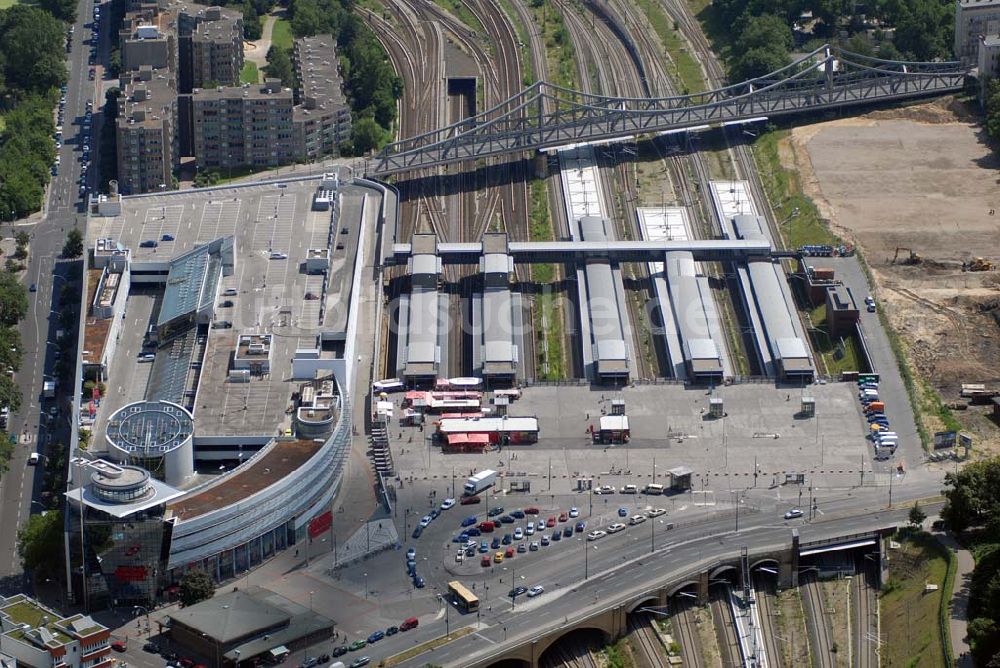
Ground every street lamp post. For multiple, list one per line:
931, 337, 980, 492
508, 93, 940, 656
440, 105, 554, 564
364, 572, 368, 600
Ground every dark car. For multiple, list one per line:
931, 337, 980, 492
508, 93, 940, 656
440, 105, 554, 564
575, 521, 586, 532
139, 240, 158, 248
524, 507, 540, 515
563, 525, 574, 537
367, 630, 385, 644
491, 537, 501, 549
502, 533, 512, 545
430, 508, 441, 520
411, 526, 423, 539
213, 320, 233, 329
161, 234, 175, 241
499, 514, 515, 524
466, 527, 481, 537
413, 576, 425, 588
511, 509, 525, 519
385, 626, 399, 636
348, 639, 367, 651
461, 516, 477, 527
219, 300, 234, 308
508, 586, 528, 598
29, 284, 37, 292
488, 506, 504, 517
464, 546, 476, 557
460, 495, 481, 505
332, 646, 348, 657
552, 530, 562, 541
142, 643, 160, 654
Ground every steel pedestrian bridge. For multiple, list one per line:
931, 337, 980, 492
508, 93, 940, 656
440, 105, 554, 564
371, 45, 966, 176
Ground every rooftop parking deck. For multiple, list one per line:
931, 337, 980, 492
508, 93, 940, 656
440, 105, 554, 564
87, 179, 368, 438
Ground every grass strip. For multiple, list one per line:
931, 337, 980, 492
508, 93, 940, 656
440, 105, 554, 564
381, 626, 476, 666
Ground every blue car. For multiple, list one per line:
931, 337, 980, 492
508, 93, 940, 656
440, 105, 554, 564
511, 510, 525, 519
466, 527, 481, 537
618, 507, 628, 517
367, 630, 385, 643
479, 541, 489, 553
411, 526, 423, 539
575, 521, 586, 532
501, 533, 512, 545
461, 516, 477, 527
490, 537, 501, 549
413, 576, 425, 589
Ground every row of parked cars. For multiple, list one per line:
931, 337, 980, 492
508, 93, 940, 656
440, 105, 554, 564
326, 616, 420, 667
584, 507, 669, 541
411, 497, 457, 539
858, 377, 897, 459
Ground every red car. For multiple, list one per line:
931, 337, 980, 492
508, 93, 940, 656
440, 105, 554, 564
478, 521, 496, 532
179, 660, 195, 668
481, 555, 491, 567
111, 641, 127, 652
524, 507, 540, 515
546, 516, 557, 528
558, 512, 568, 523
461, 495, 481, 505
505, 547, 514, 558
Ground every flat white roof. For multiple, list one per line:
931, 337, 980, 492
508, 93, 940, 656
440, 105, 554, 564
438, 417, 538, 433
599, 415, 629, 431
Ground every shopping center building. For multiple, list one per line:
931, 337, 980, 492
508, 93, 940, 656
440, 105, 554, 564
66, 171, 388, 607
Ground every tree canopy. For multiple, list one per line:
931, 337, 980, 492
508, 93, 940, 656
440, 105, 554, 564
985, 79, 1000, 143
179, 569, 216, 607
0, 272, 28, 326
16, 510, 64, 577
62, 228, 84, 258
0, 6, 69, 96
264, 45, 295, 87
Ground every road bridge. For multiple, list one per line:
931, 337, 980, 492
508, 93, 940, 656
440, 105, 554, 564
371, 45, 966, 175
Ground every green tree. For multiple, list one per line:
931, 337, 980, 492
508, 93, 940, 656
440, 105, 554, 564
0, 6, 69, 94
179, 569, 216, 607
985, 80, 1000, 143
0, 375, 22, 414
736, 13, 793, 53
264, 46, 295, 87
16, 510, 63, 576
351, 116, 385, 154
0, 431, 14, 477
38, 0, 77, 21
0, 272, 28, 326
62, 228, 84, 258
941, 457, 1000, 534
908, 501, 926, 527
0, 326, 22, 371
730, 46, 790, 82
243, 0, 262, 40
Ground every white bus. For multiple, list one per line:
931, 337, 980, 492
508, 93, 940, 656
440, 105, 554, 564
373, 378, 405, 393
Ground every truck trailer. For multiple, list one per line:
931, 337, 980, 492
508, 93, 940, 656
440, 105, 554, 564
464, 469, 497, 496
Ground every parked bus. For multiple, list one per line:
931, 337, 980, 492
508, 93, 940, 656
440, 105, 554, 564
448, 580, 480, 613
493, 388, 522, 401
373, 378, 405, 393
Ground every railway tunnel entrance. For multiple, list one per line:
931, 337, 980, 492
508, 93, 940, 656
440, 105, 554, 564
537, 627, 612, 668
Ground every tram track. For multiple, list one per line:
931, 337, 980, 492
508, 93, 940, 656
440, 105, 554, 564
712, 586, 743, 668
754, 573, 784, 667
852, 558, 878, 668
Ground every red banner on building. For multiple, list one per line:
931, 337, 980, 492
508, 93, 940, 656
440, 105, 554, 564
308, 510, 332, 538
115, 566, 148, 582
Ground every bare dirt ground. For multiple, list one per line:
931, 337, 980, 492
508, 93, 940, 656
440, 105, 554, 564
785, 97, 1000, 450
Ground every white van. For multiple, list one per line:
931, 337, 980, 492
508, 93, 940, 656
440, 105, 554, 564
644, 483, 664, 495
875, 431, 898, 442
526, 521, 535, 535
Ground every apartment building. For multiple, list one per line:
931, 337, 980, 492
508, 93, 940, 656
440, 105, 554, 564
177, 6, 244, 93
0, 594, 113, 668
191, 80, 296, 170
956, 0, 1000, 62
292, 36, 353, 159
120, 11, 175, 72
116, 66, 177, 194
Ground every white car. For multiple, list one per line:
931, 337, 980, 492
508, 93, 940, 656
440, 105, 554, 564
607, 523, 626, 533
27, 453, 40, 465
455, 553, 464, 563
527, 585, 544, 598
594, 485, 616, 495
621, 484, 638, 494
513, 527, 524, 540
525, 522, 535, 535
628, 515, 646, 526
440, 498, 456, 510
419, 515, 432, 527
587, 530, 606, 541
646, 508, 667, 518
784, 508, 804, 520
465, 540, 477, 549
269, 251, 288, 260
568, 507, 579, 518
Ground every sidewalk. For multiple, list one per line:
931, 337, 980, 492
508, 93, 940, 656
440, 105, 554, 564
932, 529, 975, 666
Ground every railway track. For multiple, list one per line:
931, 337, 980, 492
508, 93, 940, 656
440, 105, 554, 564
712, 586, 743, 668
672, 599, 705, 668
852, 559, 878, 668
627, 612, 667, 668
754, 573, 783, 668
801, 573, 836, 668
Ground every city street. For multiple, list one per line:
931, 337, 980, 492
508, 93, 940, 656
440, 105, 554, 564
0, 0, 100, 589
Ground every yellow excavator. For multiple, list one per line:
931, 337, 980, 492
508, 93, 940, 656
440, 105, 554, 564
964, 257, 995, 272
892, 247, 922, 265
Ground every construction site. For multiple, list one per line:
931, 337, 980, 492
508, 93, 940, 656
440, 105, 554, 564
789, 98, 1000, 452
